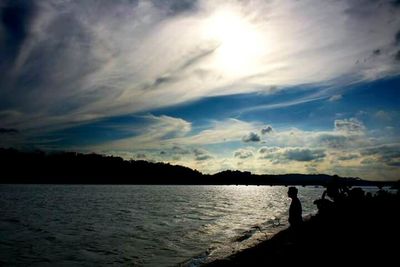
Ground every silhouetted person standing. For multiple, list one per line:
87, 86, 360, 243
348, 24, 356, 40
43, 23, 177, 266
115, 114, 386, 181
288, 187, 302, 228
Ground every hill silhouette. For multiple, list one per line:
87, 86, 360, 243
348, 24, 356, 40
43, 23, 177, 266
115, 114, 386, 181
0, 148, 396, 186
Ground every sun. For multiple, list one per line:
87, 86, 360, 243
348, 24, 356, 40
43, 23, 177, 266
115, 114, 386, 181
202, 9, 267, 76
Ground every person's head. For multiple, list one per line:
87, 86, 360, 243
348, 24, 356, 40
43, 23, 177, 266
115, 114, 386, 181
288, 186, 298, 198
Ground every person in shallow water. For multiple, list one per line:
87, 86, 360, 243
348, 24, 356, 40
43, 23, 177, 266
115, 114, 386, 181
287, 187, 303, 228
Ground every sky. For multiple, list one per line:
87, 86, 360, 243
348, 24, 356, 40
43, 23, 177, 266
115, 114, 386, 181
1, 0, 400, 180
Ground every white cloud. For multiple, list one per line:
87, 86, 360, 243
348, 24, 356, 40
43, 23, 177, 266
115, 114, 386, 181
234, 148, 254, 159
94, 114, 191, 151
258, 146, 326, 163
173, 119, 261, 145
334, 118, 365, 133
97, 116, 371, 153
1, 0, 400, 130
2, 0, 399, 180
329, 94, 343, 102
94, 117, 261, 152
96, 115, 399, 180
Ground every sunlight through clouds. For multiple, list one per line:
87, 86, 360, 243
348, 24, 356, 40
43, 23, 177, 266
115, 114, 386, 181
1, 0, 400, 130
1, 0, 400, 180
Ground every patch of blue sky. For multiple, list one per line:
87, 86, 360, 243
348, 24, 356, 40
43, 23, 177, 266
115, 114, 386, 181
321, 75, 400, 130
151, 85, 324, 129
45, 75, 400, 148
153, 75, 400, 132
202, 141, 250, 156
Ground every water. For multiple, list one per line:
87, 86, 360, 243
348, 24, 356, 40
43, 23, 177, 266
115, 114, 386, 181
0, 185, 323, 266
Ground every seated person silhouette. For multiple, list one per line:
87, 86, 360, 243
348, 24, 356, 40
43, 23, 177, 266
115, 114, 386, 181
288, 187, 303, 228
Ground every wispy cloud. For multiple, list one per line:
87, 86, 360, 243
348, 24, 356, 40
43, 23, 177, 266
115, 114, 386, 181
1, 1, 399, 180
94, 117, 261, 151
1, 0, 400, 131
234, 148, 254, 159
329, 95, 342, 102
91, 114, 191, 152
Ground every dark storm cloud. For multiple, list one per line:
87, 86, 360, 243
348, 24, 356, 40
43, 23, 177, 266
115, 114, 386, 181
284, 148, 326, 162
193, 148, 212, 161
242, 132, 260, 143
261, 125, 273, 135
361, 144, 400, 167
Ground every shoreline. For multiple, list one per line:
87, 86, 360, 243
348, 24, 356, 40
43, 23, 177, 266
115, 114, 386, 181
181, 219, 290, 267
203, 189, 400, 266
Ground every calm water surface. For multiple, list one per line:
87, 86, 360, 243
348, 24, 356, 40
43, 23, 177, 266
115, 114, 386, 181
0, 185, 323, 266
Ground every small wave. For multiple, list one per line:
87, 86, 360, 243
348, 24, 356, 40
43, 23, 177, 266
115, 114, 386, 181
178, 248, 213, 267
181, 221, 287, 267
233, 229, 255, 242
117, 209, 131, 214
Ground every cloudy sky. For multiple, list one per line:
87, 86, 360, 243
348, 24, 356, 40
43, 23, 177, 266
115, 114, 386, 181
1, 0, 400, 180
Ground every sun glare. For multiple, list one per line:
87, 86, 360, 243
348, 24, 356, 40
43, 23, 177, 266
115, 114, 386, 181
202, 9, 266, 76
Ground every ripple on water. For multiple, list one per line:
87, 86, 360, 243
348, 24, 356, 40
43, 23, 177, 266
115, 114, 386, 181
0, 185, 322, 266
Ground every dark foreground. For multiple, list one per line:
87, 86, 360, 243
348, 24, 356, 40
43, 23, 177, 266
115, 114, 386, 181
205, 188, 399, 266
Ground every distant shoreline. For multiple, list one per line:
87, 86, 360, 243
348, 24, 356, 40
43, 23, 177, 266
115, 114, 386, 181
1, 148, 398, 186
